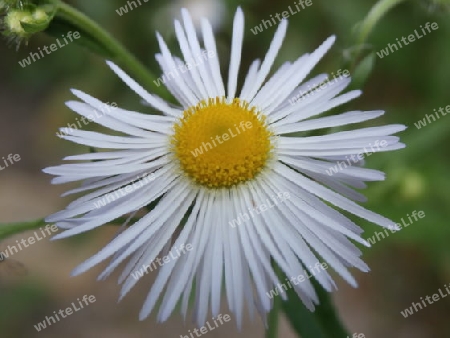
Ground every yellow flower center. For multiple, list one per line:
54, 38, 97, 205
171, 97, 273, 188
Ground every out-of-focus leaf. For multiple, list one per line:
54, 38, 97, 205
279, 269, 350, 338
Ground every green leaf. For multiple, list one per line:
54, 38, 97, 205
266, 291, 281, 338
279, 271, 350, 338
20, 20, 50, 34
312, 279, 350, 338
281, 285, 328, 338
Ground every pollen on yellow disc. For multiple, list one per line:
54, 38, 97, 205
171, 97, 273, 188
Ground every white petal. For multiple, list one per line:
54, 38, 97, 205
201, 18, 225, 96
264, 36, 336, 116
106, 62, 181, 117
181, 10, 217, 98
274, 163, 400, 230
239, 59, 260, 100
70, 178, 188, 275
275, 110, 385, 135
245, 20, 288, 102
227, 7, 245, 100
174, 19, 209, 99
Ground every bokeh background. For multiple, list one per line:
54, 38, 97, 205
1, 0, 450, 337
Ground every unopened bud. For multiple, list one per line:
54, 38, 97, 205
1, 4, 55, 47
4, 10, 33, 38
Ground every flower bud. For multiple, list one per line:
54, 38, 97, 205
4, 10, 33, 38
1, 4, 55, 46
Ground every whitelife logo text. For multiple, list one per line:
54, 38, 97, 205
34, 295, 96, 332
190, 121, 253, 158
19, 31, 81, 68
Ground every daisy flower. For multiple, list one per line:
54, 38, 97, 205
44, 7, 405, 327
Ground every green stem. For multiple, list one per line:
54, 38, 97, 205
357, 0, 407, 46
350, 0, 406, 70
0, 219, 47, 239
266, 292, 280, 338
46, 0, 167, 98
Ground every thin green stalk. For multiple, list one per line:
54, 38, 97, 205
350, 0, 407, 70
357, 0, 407, 46
0, 219, 47, 240
47, 0, 166, 97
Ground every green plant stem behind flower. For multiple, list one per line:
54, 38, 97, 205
44, 0, 171, 101
0, 219, 46, 239
345, 0, 407, 73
